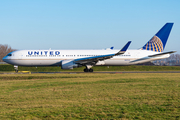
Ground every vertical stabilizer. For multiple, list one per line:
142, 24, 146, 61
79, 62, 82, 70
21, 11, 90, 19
141, 23, 173, 52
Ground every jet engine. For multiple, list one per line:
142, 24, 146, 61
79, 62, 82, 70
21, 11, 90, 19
61, 60, 80, 69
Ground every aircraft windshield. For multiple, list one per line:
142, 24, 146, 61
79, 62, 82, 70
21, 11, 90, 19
7, 54, 12, 56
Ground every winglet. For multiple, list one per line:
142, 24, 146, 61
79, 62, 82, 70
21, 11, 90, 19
115, 41, 131, 55
110, 47, 114, 50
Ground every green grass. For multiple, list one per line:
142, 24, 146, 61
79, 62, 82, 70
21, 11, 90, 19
1, 64, 180, 72
0, 73, 180, 119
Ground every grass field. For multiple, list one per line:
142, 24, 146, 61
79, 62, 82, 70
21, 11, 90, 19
1, 64, 180, 72
0, 73, 180, 119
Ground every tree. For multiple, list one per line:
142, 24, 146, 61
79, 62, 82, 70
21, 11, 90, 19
0, 44, 16, 62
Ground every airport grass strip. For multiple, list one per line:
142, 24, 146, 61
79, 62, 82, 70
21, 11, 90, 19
0, 64, 180, 72
0, 73, 180, 119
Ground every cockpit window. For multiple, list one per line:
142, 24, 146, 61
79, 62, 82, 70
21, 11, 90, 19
7, 54, 12, 56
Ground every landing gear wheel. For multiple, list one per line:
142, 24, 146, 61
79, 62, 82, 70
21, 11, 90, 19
84, 68, 89, 72
83, 68, 93, 72
84, 65, 93, 72
89, 68, 93, 72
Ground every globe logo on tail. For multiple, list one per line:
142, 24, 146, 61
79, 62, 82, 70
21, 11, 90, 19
141, 36, 163, 52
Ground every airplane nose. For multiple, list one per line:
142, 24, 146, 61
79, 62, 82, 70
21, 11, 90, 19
2, 56, 7, 62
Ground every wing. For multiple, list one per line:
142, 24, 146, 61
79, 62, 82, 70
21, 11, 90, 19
74, 41, 131, 65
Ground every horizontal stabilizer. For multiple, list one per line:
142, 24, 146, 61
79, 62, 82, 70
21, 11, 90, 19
130, 51, 176, 63
130, 57, 149, 63
148, 51, 176, 57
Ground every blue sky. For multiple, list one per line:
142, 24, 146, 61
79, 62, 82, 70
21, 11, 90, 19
0, 0, 180, 53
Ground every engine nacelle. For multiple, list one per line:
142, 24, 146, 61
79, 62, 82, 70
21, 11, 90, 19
96, 61, 105, 65
61, 60, 80, 69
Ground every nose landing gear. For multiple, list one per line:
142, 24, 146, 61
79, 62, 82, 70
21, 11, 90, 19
14, 65, 18, 73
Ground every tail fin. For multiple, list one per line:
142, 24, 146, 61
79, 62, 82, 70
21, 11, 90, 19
141, 23, 173, 52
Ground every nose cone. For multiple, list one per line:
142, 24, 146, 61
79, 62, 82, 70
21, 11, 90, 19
3, 56, 8, 63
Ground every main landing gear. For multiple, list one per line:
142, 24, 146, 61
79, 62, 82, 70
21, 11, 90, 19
84, 65, 93, 72
84, 68, 93, 72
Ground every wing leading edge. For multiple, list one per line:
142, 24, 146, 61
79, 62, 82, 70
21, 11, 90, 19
74, 41, 131, 65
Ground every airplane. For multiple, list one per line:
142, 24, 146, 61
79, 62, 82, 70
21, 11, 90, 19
3, 23, 176, 72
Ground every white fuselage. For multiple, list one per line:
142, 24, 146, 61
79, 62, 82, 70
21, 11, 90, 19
3, 49, 170, 66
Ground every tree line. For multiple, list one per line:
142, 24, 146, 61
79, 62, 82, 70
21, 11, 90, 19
162, 54, 180, 65
0, 44, 16, 62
